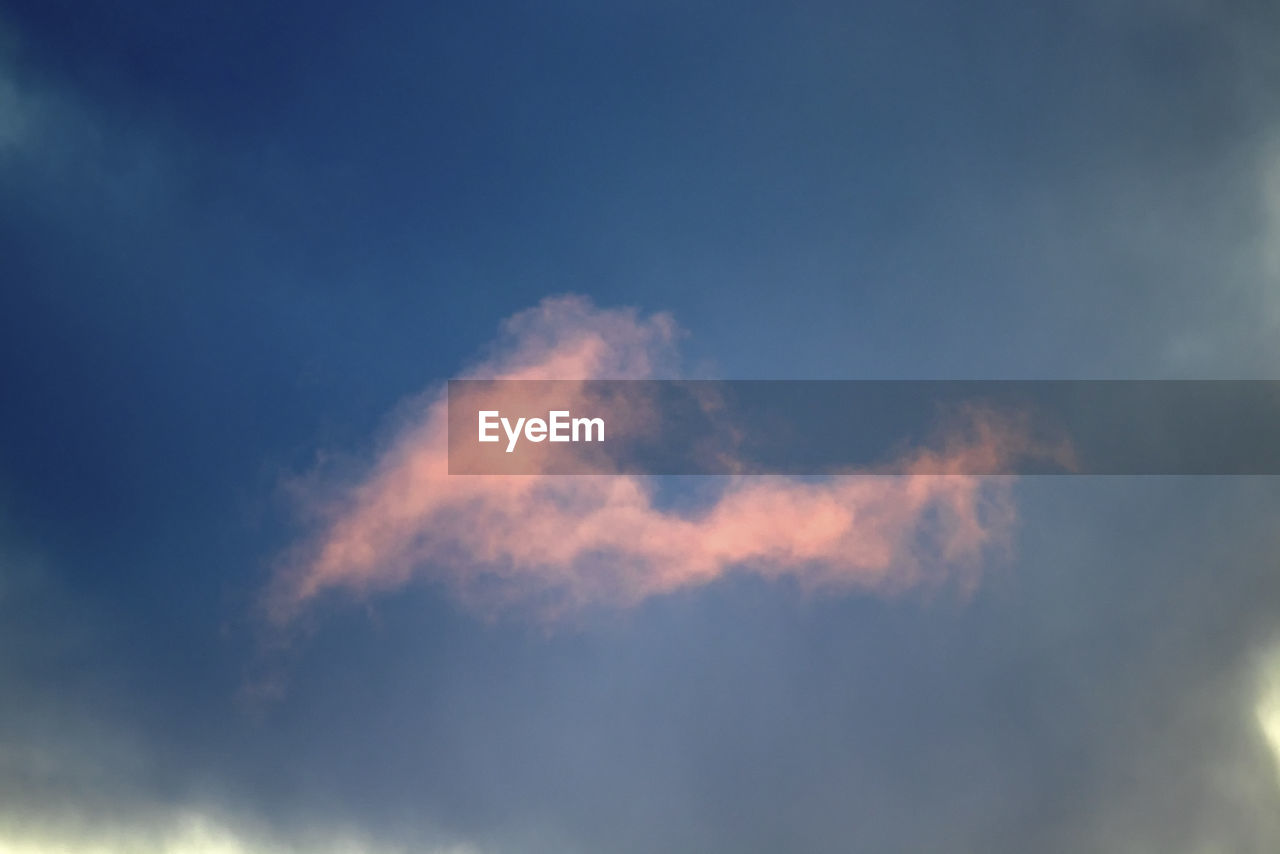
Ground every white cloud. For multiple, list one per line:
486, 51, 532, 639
0, 807, 483, 854
1255, 641, 1280, 788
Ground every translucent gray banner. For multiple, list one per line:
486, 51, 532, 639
447, 380, 1280, 475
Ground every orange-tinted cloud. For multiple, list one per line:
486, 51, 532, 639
268, 295, 1026, 623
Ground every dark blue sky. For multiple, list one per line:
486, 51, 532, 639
3, 2, 1280, 852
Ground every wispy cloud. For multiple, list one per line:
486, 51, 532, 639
269, 296, 1026, 623
0, 27, 34, 157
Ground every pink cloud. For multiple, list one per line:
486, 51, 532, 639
267, 295, 1026, 624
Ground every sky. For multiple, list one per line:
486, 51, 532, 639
3, 1, 1280, 852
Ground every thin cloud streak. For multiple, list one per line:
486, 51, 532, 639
269, 296, 1029, 623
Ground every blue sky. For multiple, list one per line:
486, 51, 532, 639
3, 2, 1280, 852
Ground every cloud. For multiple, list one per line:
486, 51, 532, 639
0, 27, 33, 157
1257, 642, 1280, 789
0, 520, 482, 854
0, 806, 479, 854
268, 295, 1026, 623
